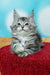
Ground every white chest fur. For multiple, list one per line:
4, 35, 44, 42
17, 36, 28, 46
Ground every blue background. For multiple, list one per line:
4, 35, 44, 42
0, 0, 50, 37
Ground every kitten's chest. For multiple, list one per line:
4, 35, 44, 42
18, 36, 28, 42
17, 35, 36, 46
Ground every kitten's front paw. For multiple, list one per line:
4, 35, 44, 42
17, 52, 28, 57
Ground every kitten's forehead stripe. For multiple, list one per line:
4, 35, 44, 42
19, 17, 27, 21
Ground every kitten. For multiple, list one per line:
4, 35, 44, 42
10, 9, 44, 57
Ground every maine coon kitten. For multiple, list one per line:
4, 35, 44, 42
10, 9, 44, 57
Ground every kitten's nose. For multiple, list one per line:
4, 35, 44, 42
22, 26, 24, 29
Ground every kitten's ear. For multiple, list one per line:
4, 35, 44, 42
28, 11, 34, 23
13, 9, 20, 21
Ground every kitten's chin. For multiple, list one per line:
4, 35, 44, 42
18, 29, 27, 32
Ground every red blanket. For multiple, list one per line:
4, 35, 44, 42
0, 43, 50, 75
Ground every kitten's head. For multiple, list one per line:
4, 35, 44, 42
10, 9, 36, 33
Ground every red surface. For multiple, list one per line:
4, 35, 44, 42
0, 43, 50, 75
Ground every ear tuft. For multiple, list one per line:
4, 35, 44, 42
28, 10, 34, 23
13, 9, 19, 21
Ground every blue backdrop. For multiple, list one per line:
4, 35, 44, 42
0, 0, 50, 37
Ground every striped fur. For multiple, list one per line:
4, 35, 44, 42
10, 10, 44, 57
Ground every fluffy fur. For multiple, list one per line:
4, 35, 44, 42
10, 9, 44, 57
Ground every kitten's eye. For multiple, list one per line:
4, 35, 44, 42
25, 23, 29, 25
17, 23, 21, 25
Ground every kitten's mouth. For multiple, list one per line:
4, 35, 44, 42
21, 29, 26, 31
22, 29, 27, 32
19, 29, 27, 32
22, 29, 25, 31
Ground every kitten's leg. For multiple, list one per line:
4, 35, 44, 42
24, 45, 41, 56
17, 51, 28, 57
11, 42, 16, 54
11, 41, 25, 54
11, 40, 27, 57
17, 48, 35, 57
25, 49, 34, 54
17, 46, 40, 57
11, 38, 19, 54
20, 48, 35, 57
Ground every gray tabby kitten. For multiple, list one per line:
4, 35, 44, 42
10, 9, 44, 57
